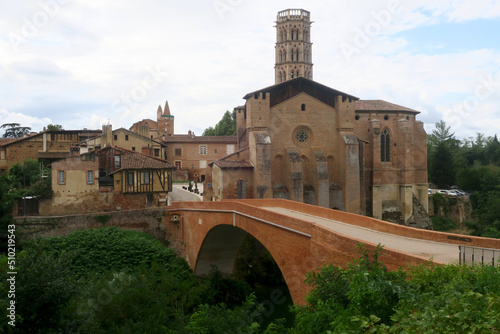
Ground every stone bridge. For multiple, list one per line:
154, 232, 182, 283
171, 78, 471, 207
166, 199, 500, 305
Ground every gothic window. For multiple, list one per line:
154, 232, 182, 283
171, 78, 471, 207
296, 49, 299, 61
291, 50, 294, 62
291, 71, 294, 79
381, 129, 391, 162
296, 70, 300, 77
279, 50, 283, 63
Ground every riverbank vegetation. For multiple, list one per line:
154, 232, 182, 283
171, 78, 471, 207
2, 228, 500, 333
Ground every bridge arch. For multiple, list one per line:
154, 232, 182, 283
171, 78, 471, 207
194, 223, 303, 303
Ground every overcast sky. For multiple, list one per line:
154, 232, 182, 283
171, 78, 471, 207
1, 0, 499, 140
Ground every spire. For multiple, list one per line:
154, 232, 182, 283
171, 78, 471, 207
157, 105, 163, 121
164, 100, 171, 116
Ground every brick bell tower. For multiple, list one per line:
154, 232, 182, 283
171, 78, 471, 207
275, 9, 313, 84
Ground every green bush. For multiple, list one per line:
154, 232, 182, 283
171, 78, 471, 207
431, 216, 456, 232
30, 227, 188, 277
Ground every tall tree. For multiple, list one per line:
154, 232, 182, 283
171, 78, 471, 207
1, 123, 31, 138
431, 120, 454, 143
430, 141, 456, 188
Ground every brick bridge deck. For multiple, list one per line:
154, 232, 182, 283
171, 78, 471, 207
166, 199, 500, 305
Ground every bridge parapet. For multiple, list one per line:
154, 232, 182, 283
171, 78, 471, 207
240, 199, 500, 249
165, 199, 500, 304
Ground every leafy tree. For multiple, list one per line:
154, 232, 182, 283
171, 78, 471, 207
203, 110, 236, 136
46, 124, 64, 131
8, 159, 52, 199
1, 123, 31, 138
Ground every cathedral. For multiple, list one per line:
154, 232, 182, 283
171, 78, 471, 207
142, 9, 429, 226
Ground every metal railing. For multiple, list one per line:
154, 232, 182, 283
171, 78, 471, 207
459, 245, 500, 266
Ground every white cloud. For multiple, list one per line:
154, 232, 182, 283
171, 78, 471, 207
0, 0, 498, 141
0, 109, 52, 135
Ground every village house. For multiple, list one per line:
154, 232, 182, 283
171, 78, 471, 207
0, 129, 101, 172
79, 124, 167, 159
42, 146, 173, 215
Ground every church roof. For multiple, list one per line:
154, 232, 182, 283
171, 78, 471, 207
243, 77, 359, 109
355, 100, 420, 114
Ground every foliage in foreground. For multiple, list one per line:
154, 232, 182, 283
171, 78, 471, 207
294, 244, 500, 334
2, 229, 500, 333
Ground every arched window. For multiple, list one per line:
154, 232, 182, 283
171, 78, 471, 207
381, 129, 391, 162
291, 49, 294, 62
291, 71, 295, 79
296, 49, 299, 62
279, 50, 283, 63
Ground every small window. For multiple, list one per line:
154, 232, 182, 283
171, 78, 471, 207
114, 155, 121, 168
200, 145, 207, 155
175, 148, 182, 156
58, 170, 65, 185
114, 135, 117, 141
125, 135, 129, 141
143, 171, 150, 185
215, 149, 218, 154
191, 164, 195, 169
301, 104, 306, 111
87, 170, 94, 184
154, 148, 160, 157
128, 172, 134, 185
132, 147, 136, 151
384, 115, 389, 121
175, 161, 181, 170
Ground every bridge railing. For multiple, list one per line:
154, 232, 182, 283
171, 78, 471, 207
459, 245, 500, 266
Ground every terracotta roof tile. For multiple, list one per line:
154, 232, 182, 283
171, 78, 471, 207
107, 147, 173, 174
162, 135, 237, 143
213, 160, 254, 168
355, 100, 419, 114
